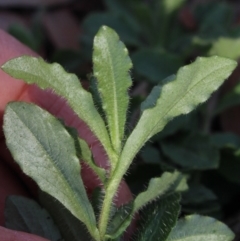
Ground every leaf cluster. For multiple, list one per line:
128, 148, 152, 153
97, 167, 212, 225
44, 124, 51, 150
78, 0, 240, 222
2, 25, 237, 241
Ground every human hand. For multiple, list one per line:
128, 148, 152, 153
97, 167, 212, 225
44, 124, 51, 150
0, 29, 133, 240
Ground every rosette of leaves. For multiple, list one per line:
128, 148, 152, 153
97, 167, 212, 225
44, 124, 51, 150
2, 26, 237, 241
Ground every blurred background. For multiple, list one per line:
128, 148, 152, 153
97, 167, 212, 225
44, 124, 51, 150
1, 0, 240, 239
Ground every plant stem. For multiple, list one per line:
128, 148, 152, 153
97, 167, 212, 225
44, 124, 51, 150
98, 166, 125, 239
98, 132, 140, 238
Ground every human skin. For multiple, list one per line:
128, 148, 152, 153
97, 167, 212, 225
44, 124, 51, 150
0, 29, 133, 240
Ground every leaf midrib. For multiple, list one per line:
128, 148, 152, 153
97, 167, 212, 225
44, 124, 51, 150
144, 61, 233, 138
104, 36, 120, 150
10, 106, 94, 228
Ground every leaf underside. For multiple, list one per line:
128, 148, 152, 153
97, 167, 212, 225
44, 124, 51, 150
137, 193, 181, 241
119, 56, 237, 179
1, 55, 114, 163
104, 171, 187, 240
140, 56, 236, 144
166, 214, 235, 241
1, 26, 237, 241
78, 138, 106, 183
133, 171, 187, 212
93, 25, 132, 153
3, 102, 98, 240
105, 201, 133, 239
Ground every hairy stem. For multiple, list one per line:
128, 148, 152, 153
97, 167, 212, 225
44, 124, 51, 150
98, 166, 126, 239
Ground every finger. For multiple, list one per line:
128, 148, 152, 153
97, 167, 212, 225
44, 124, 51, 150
0, 29, 37, 132
0, 226, 49, 241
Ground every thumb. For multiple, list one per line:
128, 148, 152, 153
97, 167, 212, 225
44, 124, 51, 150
0, 226, 49, 241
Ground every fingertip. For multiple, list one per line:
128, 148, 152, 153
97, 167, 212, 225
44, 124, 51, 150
0, 29, 37, 121
0, 29, 37, 64
0, 226, 50, 241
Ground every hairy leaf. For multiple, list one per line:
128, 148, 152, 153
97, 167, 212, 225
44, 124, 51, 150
118, 56, 236, 179
3, 102, 99, 241
78, 138, 106, 184
89, 75, 106, 121
39, 191, 93, 241
93, 26, 132, 154
166, 214, 235, 241
5, 196, 61, 241
63, 122, 107, 186
1, 56, 115, 165
133, 171, 187, 212
137, 193, 180, 241
105, 202, 133, 240
91, 187, 105, 220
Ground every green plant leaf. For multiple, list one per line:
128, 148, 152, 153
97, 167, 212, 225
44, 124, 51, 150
89, 75, 106, 121
105, 201, 133, 240
4, 195, 61, 241
64, 125, 106, 184
139, 56, 236, 142
208, 37, 240, 60
118, 56, 236, 178
78, 138, 106, 184
1, 55, 115, 165
166, 214, 235, 241
3, 102, 100, 241
137, 193, 181, 241
91, 187, 105, 220
161, 133, 220, 171
39, 191, 93, 241
93, 25, 132, 154
133, 171, 187, 212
